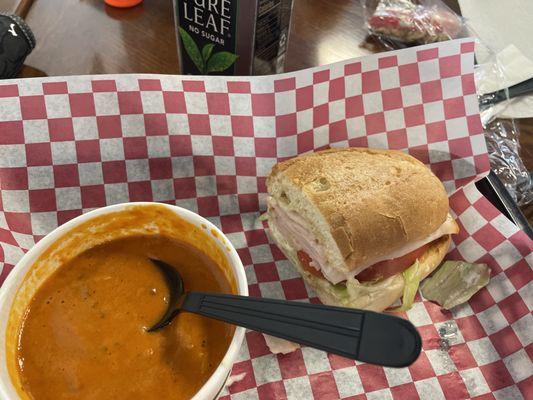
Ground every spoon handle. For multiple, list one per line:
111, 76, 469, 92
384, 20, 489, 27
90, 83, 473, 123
181, 292, 421, 367
478, 77, 533, 109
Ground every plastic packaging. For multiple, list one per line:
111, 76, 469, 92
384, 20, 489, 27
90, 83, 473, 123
475, 42, 533, 207
483, 118, 532, 206
363, 0, 466, 45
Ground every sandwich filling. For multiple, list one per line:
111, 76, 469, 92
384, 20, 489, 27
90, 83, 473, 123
268, 197, 458, 285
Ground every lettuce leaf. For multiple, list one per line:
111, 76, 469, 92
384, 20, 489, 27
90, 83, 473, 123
390, 260, 420, 312
420, 261, 490, 309
306, 269, 405, 311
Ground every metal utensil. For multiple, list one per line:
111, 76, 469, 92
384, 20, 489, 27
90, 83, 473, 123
148, 258, 421, 368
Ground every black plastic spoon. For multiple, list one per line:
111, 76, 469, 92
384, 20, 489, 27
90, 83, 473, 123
148, 258, 421, 368
478, 77, 533, 110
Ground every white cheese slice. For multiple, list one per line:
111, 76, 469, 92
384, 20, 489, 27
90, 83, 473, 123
269, 197, 458, 284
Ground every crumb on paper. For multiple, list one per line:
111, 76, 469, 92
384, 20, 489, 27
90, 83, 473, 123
438, 321, 459, 351
263, 334, 299, 354
225, 372, 246, 387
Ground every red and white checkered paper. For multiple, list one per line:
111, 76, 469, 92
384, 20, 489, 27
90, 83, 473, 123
0, 39, 531, 399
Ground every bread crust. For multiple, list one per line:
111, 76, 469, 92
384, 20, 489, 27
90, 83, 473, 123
267, 148, 449, 271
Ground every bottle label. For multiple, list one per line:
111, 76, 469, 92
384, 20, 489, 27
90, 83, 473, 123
176, 0, 239, 75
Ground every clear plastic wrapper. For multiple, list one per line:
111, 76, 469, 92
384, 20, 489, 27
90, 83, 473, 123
475, 42, 533, 207
363, 0, 466, 45
483, 118, 532, 206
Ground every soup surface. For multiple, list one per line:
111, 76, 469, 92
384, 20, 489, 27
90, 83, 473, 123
16, 235, 234, 400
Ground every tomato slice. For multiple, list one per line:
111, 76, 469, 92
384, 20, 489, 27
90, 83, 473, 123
297, 250, 325, 279
297, 242, 431, 283
355, 243, 430, 282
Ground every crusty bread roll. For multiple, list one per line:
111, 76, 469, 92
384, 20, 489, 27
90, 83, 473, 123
267, 148, 449, 276
266, 148, 458, 310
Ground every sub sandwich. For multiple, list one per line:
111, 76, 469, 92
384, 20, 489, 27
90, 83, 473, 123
266, 148, 459, 312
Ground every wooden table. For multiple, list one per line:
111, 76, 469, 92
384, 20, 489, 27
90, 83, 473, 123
5, 0, 378, 76
1, 0, 531, 222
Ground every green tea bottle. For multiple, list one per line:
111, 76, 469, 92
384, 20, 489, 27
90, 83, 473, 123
174, 0, 294, 75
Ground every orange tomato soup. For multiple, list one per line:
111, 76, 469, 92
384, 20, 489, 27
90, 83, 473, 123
15, 233, 235, 400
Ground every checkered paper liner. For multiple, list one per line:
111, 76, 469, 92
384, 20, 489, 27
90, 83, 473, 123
0, 38, 531, 399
